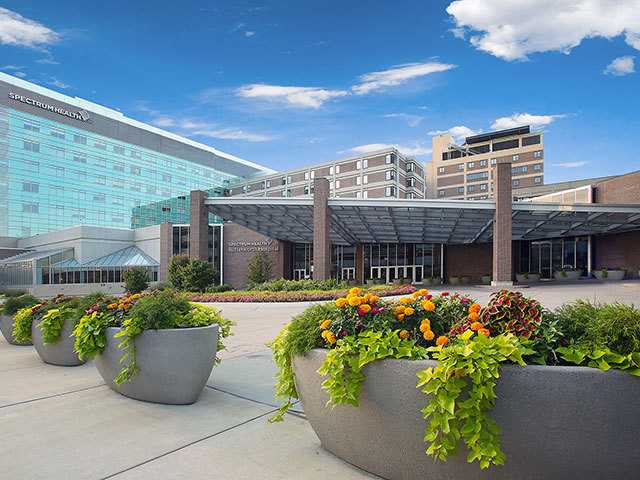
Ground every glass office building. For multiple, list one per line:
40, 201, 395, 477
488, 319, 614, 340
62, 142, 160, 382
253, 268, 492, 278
0, 72, 272, 238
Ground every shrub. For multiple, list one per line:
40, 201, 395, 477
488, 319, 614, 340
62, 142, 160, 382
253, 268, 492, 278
181, 259, 216, 292
1, 294, 39, 316
123, 267, 149, 294
0, 289, 27, 298
168, 255, 190, 290
205, 283, 233, 293
247, 252, 273, 285
249, 278, 346, 292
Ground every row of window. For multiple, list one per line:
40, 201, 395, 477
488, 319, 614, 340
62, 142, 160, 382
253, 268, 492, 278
441, 135, 541, 161
437, 175, 543, 196
438, 152, 543, 174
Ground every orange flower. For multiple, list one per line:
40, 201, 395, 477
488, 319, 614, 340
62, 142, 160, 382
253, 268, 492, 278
423, 330, 435, 341
348, 287, 362, 296
358, 304, 372, 315
348, 296, 362, 307
107, 303, 118, 310
335, 297, 348, 308
419, 319, 431, 332
468, 312, 480, 322
369, 295, 380, 304
469, 303, 481, 313
322, 330, 337, 344
478, 328, 490, 337
400, 297, 413, 304
395, 305, 406, 314
421, 300, 435, 312
436, 336, 449, 347
399, 330, 411, 340
404, 307, 415, 316
319, 319, 332, 330
470, 321, 483, 332
396, 313, 405, 322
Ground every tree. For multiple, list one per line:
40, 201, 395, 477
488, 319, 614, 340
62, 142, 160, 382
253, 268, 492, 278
182, 259, 216, 292
123, 267, 149, 294
168, 255, 190, 290
247, 252, 273, 285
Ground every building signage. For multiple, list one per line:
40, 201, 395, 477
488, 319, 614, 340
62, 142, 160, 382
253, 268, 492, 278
8, 92, 90, 122
227, 239, 279, 253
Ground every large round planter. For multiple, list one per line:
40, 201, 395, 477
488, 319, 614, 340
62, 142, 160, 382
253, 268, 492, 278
516, 273, 540, 283
32, 318, 85, 366
293, 349, 640, 480
95, 325, 219, 405
594, 270, 625, 281
0, 314, 32, 346
553, 270, 581, 281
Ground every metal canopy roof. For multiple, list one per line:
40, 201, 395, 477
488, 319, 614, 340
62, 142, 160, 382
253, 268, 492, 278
206, 197, 640, 246
0, 248, 71, 265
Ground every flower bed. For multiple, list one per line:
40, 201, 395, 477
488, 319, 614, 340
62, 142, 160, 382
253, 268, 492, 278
187, 284, 417, 303
270, 288, 640, 478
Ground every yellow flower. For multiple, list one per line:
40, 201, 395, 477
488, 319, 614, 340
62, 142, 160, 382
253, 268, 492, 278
399, 330, 411, 340
400, 297, 413, 304
348, 287, 362, 296
107, 303, 118, 310
335, 297, 348, 308
322, 330, 337, 344
436, 335, 449, 347
396, 313, 405, 322
404, 307, 415, 316
419, 320, 431, 332
421, 300, 435, 312
418, 288, 429, 296
319, 319, 332, 330
348, 296, 362, 307
423, 330, 435, 341
130, 293, 142, 300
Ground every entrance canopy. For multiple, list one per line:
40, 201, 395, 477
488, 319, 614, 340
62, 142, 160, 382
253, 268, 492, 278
205, 197, 640, 245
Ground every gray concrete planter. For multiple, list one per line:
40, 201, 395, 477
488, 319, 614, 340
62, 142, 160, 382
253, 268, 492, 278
95, 325, 219, 405
553, 270, 581, 281
32, 318, 84, 366
516, 273, 541, 283
293, 349, 640, 480
0, 314, 32, 346
594, 269, 625, 281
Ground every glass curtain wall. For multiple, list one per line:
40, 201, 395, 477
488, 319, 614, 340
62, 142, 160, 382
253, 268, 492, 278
365, 243, 442, 283
518, 236, 590, 278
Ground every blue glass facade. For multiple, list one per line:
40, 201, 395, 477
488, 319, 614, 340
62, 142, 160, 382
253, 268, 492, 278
0, 106, 243, 237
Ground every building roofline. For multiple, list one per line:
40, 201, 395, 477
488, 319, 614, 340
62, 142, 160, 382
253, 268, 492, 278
0, 72, 275, 175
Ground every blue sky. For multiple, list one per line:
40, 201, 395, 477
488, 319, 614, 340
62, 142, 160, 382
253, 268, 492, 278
1, 0, 639, 182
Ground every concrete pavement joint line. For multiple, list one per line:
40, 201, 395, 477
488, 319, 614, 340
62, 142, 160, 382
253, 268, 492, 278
100, 407, 280, 480
0, 383, 105, 409
204, 384, 293, 410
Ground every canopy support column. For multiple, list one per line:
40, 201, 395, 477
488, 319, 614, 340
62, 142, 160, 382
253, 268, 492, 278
492, 159, 513, 286
313, 178, 331, 280
189, 190, 209, 262
355, 244, 365, 284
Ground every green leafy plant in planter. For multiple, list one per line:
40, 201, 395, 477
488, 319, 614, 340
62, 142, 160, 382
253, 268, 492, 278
12, 295, 75, 343
1, 294, 39, 317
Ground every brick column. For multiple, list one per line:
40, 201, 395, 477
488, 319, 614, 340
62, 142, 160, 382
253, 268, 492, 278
159, 221, 172, 282
313, 178, 332, 280
355, 244, 365, 284
189, 190, 209, 261
492, 159, 513, 286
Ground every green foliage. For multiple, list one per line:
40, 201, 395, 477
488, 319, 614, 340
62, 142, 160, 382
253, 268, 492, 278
319, 330, 428, 407
37, 304, 76, 344
521, 310, 563, 365
553, 300, 596, 342
1, 294, 39, 316
73, 311, 113, 361
269, 303, 332, 421
181, 259, 216, 292
250, 278, 345, 292
0, 289, 27, 298
123, 267, 149, 294
12, 306, 37, 343
556, 346, 640, 376
205, 283, 234, 293
168, 255, 190, 290
180, 304, 234, 364
247, 252, 273, 285
417, 331, 530, 469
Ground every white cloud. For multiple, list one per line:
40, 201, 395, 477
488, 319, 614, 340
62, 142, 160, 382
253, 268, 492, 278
237, 84, 349, 108
0, 7, 60, 48
343, 143, 431, 157
352, 62, 456, 94
383, 113, 424, 127
553, 161, 588, 168
150, 116, 175, 127
604, 55, 635, 75
447, 0, 640, 61
1, 64, 26, 77
244, 31, 255, 37
48, 77, 70, 89
191, 128, 273, 142
429, 125, 480, 143
491, 112, 564, 130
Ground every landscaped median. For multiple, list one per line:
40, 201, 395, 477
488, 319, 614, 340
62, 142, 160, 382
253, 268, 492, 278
270, 288, 640, 479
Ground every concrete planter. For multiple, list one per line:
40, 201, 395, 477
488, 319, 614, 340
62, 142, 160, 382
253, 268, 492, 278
449, 276, 461, 285
32, 318, 84, 366
516, 273, 541, 283
553, 270, 581, 281
0, 314, 32, 346
594, 270, 625, 281
293, 349, 640, 480
480, 275, 491, 285
95, 324, 219, 405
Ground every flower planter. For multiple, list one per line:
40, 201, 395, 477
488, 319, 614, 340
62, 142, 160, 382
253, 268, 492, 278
293, 349, 640, 480
594, 270, 625, 281
94, 324, 219, 405
0, 314, 32, 346
516, 273, 541, 283
32, 318, 84, 366
449, 277, 461, 285
553, 270, 581, 281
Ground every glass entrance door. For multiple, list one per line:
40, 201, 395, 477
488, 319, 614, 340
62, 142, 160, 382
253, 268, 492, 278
539, 241, 552, 279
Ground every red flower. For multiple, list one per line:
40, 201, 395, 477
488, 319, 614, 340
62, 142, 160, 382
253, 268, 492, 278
441, 292, 449, 297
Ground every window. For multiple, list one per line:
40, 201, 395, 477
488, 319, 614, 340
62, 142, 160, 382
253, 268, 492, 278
52, 204, 64, 216
162, 206, 171, 212
130, 165, 141, 175
335, 165, 341, 174
363, 175, 368, 184
93, 193, 105, 203
406, 177, 416, 187
490, 158, 497, 165
113, 161, 125, 172
467, 171, 489, 182
385, 170, 396, 180
512, 165, 528, 174
406, 192, 415, 199
534, 176, 542, 184
406, 162, 415, 172
522, 135, 541, 146
467, 161, 476, 168
335, 180, 341, 189
512, 179, 520, 187
457, 163, 464, 171
49, 146, 64, 157
74, 153, 87, 163
438, 190, 446, 197
385, 186, 396, 197
493, 139, 519, 151
304, 186, 310, 195
363, 159, 368, 169
22, 181, 39, 193
534, 150, 543, 158
356, 191, 362, 198
479, 159, 487, 167
363, 190, 368, 199
23, 140, 40, 152
73, 134, 87, 145
512, 154, 520, 161
50, 129, 65, 140
533, 163, 542, 171
385, 154, 396, 164
438, 167, 445, 174
356, 160, 362, 169
281, 177, 287, 185
329, 166, 334, 175
266, 180, 271, 188
161, 173, 171, 182
113, 145, 125, 155
75, 170, 87, 181
130, 150, 141, 159
53, 166, 65, 177
287, 175, 292, 184
94, 141, 107, 150
480, 183, 488, 191
457, 186, 465, 194
467, 184, 477, 193
130, 182, 141, 192
22, 203, 39, 213
356, 176, 361, 185
50, 185, 63, 196
113, 196, 124, 206
146, 185, 156, 195
304, 171, 309, 180
95, 175, 106, 185
25, 160, 40, 172
24, 122, 40, 132
311, 171, 315, 179
112, 179, 124, 189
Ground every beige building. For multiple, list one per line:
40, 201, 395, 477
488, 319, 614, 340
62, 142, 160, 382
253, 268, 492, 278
427, 126, 544, 200
228, 147, 426, 200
